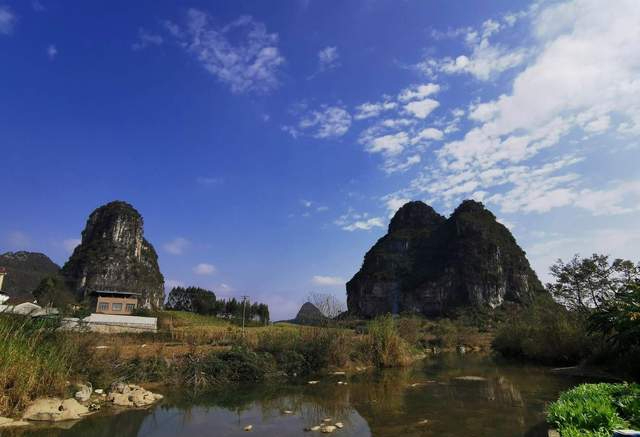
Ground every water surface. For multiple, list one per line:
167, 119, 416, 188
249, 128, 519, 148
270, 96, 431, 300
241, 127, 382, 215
6, 354, 593, 437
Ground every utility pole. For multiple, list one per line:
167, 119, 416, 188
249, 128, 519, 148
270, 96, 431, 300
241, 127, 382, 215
241, 295, 249, 336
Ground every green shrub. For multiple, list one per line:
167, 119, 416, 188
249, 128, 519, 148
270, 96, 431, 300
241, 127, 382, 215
547, 383, 640, 436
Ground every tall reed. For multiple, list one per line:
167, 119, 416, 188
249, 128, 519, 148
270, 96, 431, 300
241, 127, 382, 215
0, 315, 80, 416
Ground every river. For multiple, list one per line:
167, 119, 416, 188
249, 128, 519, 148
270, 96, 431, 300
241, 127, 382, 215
4, 353, 594, 437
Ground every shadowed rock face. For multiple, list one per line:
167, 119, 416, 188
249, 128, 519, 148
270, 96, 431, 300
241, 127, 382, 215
347, 200, 544, 318
61, 201, 165, 308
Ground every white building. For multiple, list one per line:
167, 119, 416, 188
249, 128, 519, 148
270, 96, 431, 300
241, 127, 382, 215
0, 267, 8, 304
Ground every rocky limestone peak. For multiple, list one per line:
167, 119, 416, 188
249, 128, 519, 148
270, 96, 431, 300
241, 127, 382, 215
388, 201, 445, 233
61, 201, 165, 308
347, 199, 545, 318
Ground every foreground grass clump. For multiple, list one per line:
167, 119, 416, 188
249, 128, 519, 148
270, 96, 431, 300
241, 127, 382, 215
362, 315, 412, 368
0, 315, 86, 416
547, 383, 640, 437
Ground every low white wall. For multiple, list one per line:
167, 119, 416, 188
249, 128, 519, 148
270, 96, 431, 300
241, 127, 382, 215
62, 313, 157, 333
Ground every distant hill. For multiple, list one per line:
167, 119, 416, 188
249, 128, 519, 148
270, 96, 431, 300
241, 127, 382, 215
289, 302, 328, 325
0, 251, 60, 295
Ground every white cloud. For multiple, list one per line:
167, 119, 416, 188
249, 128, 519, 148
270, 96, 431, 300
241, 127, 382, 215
383, 154, 421, 174
439, 42, 526, 81
399, 0, 640, 216
365, 132, 409, 156
168, 11, 284, 94
132, 28, 163, 51
62, 238, 80, 253
32, 1, 45, 12
335, 209, 385, 232
342, 217, 384, 232
47, 44, 57, 60
575, 181, 640, 216
385, 196, 411, 217
317, 46, 340, 71
285, 105, 351, 139
404, 98, 440, 119
311, 275, 344, 286
412, 127, 443, 143
398, 83, 440, 102
0, 5, 16, 35
193, 263, 216, 275
354, 101, 397, 120
164, 237, 190, 255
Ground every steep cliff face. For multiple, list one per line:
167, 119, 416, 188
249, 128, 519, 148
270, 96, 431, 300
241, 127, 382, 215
0, 251, 60, 295
61, 201, 165, 308
347, 200, 544, 317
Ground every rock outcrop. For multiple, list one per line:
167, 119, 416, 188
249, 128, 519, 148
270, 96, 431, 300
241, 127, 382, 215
61, 201, 165, 308
347, 200, 544, 317
0, 252, 60, 295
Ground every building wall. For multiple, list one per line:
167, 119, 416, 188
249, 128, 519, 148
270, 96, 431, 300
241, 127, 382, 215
0, 273, 5, 292
96, 296, 138, 315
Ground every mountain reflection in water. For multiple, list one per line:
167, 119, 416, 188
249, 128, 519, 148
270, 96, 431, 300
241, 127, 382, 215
4, 353, 594, 437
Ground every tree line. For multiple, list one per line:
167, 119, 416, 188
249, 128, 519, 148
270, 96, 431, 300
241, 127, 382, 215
166, 286, 270, 324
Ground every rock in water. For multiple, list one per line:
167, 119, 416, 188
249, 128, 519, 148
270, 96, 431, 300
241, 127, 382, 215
347, 200, 544, 317
61, 201, 165, 308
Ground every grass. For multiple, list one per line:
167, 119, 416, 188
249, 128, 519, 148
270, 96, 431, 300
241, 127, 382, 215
547, 383, 640, 437
0, 315, 89, 416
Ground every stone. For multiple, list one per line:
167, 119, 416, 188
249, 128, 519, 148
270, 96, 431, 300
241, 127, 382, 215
307, 425, 321, 431
244, 425, 253, 431
107, 383, 163, 408
23, 398, 89, 422
321, 425, 337, 433
454, 376, 487, 381
0, 417, 30, 428
283, 410, 294, 414
61, 201, 165, 308
335, 422, 344, 429
74, 383, 92, 403
94, 389, 104, 395
308, 380, 319, 385
322, 418, 332, 422
347, 200, 545, 317
417, 419, 430, 426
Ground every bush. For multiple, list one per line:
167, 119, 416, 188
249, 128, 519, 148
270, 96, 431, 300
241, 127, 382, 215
492, 297, 597, 365
547, 383, 640, 436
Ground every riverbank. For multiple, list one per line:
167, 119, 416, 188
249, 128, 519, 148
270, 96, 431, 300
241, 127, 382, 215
1, 352, 596, 437
1, 312, 495, 421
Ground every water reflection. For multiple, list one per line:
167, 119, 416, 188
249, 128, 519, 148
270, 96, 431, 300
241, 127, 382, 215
4, 354, 590, 437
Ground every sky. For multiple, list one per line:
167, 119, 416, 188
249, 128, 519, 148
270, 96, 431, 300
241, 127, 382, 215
1, 0, 640, 320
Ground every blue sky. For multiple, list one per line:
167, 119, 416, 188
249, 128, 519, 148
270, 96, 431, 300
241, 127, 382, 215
2, 0, 639, 320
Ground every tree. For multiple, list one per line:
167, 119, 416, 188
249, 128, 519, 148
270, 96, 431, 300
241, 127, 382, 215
589, 283, 640, 350
166, 286, 217, 314
547, 254, 640, 313
32, 275, 75, 309
307, 292, 346, 325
